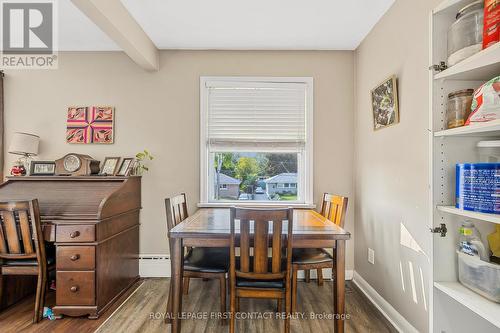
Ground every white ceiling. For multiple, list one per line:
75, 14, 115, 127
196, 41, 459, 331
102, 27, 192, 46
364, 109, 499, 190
59, 0, 120, 51
59, 0, 394, 51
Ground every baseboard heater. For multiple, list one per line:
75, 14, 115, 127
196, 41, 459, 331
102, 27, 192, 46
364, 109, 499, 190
139, 254, 349, 280
139, 254, 170, 277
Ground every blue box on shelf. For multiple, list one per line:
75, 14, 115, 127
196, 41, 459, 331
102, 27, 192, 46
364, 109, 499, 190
456, 163, 500, 214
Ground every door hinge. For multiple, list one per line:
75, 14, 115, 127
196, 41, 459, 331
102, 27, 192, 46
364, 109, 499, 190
429, 62, 447, 72
430, 223, 447, 237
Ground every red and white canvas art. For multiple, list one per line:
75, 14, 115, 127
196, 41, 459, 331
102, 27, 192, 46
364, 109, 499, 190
66, 106, 114, 144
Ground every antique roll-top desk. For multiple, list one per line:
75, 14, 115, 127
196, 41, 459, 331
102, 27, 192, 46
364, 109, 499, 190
0, 176, 141, 319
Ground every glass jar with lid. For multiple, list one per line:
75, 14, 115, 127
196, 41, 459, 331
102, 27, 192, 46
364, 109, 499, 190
447, 1, 484, 66
446, 89, 474, 129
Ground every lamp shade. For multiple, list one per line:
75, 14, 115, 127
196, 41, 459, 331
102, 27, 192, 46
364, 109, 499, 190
8, 132, 39, 156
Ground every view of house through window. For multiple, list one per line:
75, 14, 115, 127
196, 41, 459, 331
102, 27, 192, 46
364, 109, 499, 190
201, 77, 312, 205
213, 152, 298, 201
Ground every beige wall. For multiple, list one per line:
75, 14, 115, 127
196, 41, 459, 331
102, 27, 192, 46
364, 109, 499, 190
3, 50, 355, 270
354, 0, 440, 331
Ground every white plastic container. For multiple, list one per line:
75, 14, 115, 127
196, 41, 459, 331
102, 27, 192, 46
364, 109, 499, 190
457, 251, 500, 302
477, 140, 500, 162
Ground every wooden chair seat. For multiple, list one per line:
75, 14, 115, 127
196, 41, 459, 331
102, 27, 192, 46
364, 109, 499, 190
234, 257, 287, 289
229, 207, 294, 333
291, 193, 348, 313
0, 199, 52, 323
165, 193, 228, 325
236, 278, 285, 289
2, 254, 55, 267
184, 247, 229, 273
292, 248, 333, 265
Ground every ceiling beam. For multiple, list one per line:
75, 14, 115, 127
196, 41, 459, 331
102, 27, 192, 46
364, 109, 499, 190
71, 0, 159, 71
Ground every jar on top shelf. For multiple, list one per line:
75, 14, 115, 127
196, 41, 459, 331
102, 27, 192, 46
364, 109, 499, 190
447, 1, 484, 66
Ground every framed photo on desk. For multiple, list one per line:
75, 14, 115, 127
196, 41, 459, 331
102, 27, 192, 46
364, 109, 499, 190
116, 157, 134, 176
30, 161, 56, 176
100, 157, 120, 175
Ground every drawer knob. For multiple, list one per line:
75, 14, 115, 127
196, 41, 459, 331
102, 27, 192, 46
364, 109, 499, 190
70, 286, 79, 293
70, 254, 80, 261
69, 231, 80, 238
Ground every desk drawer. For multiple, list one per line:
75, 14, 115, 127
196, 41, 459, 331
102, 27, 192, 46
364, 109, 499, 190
57, 246, 95, 270
56, 225, 95, 242
56, 271, 95, 306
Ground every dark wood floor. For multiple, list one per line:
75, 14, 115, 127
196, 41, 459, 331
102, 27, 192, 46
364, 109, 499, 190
0, 278, 396, 333
0, 279, 144, 333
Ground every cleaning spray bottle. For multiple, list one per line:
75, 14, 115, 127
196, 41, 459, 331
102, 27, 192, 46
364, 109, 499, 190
487, 225, 500, 261
458, 220, 490, 262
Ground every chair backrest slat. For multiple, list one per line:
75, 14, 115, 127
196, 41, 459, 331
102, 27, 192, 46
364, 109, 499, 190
0, 200, 44, 261
253, 219, 269, 273
320, 193, 348, 228
19, 210, 34, 254
2, 210, 21, 254
230, 207, 293, 280
165, 193, 189, 233
271, 220, 282, 273
0, 222, 7, 253
240, 221, 250, 272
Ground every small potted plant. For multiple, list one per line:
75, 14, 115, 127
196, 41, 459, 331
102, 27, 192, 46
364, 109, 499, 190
132, 150, 153, 176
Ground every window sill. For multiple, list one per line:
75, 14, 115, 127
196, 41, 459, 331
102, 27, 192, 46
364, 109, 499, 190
197, 202, 316, 209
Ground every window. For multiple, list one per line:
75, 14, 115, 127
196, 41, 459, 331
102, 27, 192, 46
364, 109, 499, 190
200, 77, 313, 206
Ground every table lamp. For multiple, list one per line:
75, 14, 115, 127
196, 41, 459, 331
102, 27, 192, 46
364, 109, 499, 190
8, 132, 40, 176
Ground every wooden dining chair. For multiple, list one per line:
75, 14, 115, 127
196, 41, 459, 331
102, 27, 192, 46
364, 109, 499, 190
229, 207, 294, 333
164, 193, 229, 323
291, 193, 348, 312
0, 199, 55, 323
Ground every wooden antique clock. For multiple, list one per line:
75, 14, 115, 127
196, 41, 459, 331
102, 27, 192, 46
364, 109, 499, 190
55, 153, 100, 176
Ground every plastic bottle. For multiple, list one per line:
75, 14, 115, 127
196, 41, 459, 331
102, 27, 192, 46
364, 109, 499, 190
458, 220, 490, 261
487, 225, 500, 258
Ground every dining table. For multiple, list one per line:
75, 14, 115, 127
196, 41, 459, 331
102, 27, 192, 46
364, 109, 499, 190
168, 207, 351, 333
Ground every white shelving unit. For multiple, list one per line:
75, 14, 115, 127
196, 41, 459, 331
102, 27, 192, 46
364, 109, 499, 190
434, 282, 500, 328
430, 1, 500, 332
434, 119, 500, 137
437, 206, 500, 224
434, 43, 500, 81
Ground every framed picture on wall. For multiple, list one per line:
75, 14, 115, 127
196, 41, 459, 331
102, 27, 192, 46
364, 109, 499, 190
66, 106, 114, 144
371, 75, 399, 130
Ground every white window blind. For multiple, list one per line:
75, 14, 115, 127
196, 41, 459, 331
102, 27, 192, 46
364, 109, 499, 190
206, 81, 307, 149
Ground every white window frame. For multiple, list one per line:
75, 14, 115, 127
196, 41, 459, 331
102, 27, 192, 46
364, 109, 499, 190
199, 76, 314, 208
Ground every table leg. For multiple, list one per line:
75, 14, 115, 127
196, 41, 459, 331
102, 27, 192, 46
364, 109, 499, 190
334, 239, 346, 333
164, 283, 172, 323
170, 237, 183, 333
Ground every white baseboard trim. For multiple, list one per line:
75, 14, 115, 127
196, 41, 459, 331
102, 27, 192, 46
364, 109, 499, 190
139, 255, 353, 280
352, 271, 418, 333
